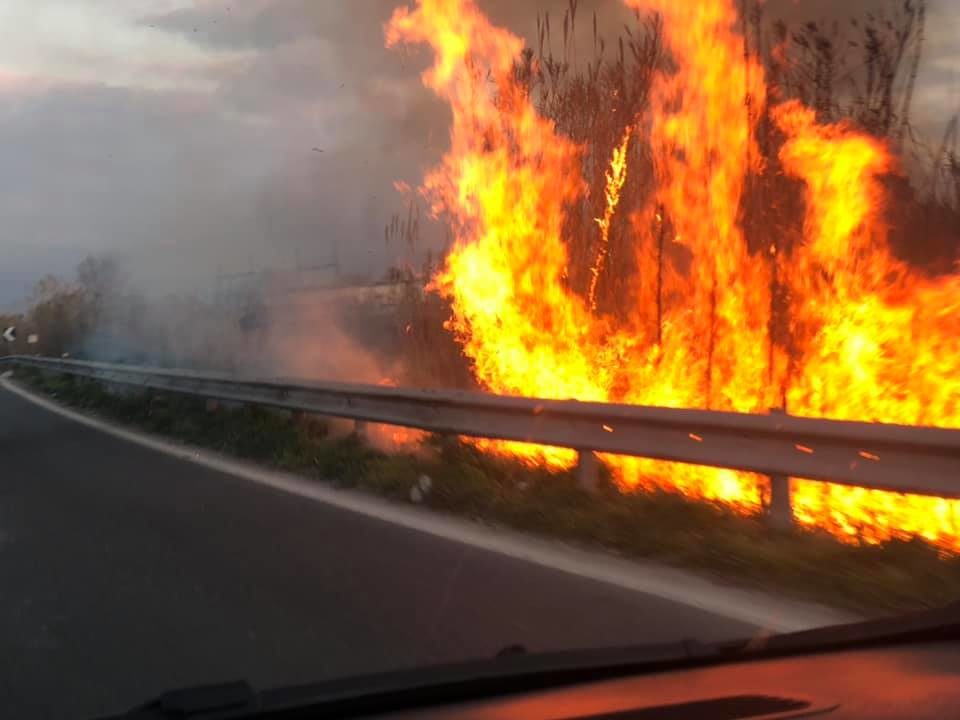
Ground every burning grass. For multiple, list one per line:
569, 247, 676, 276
382, 0, 960, 550
15, 366, 960, 617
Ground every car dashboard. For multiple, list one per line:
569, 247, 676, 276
372, 641, 960, 720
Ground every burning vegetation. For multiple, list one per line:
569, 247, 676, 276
386, 0, 960, 549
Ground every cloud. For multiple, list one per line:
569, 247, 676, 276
0, 81, 274, 298
141, 0, 317, 51
0, 0, 245, 92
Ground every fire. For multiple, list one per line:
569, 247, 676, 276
372, 377, 428, 450
772, 101, 960, 547
386, 0, 960, 549
589, 127, 632, 311
367, 423, 428, 453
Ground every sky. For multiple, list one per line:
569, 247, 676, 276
0, 0, 957, 310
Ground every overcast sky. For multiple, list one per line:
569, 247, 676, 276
0, 0, 956, 310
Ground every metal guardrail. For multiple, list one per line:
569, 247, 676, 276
3, 355, 960, 526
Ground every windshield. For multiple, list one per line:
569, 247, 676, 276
0, 0, 958, 718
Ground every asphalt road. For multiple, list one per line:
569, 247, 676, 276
0, 386, 754, 719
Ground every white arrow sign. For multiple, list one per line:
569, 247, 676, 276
2, 326, 14, 342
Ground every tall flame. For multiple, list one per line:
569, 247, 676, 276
387, 0, 960, 549
772, 101, 960, 545
589, 127, 632, 311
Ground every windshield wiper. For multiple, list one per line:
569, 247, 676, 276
100, 603, 960, 720
99, 638, 720, 719
115, 681, 258, 719
723, 599, 960, 657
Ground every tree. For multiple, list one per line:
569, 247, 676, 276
26, 274, 90, 357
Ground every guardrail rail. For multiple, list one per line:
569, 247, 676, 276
3, 355, 959, 528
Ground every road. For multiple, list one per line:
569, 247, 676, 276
0, 385, 754, 718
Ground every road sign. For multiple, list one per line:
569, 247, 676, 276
27, 334, 38, 345
2, 326, 14, 342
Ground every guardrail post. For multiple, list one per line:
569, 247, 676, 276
354, 419, 368, 441
767, 408, 793, 530
768, 474, 792, 530
576, 450, 599, 493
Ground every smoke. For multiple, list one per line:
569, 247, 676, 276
105, 0, 639, 298
28, 0, 639, 378
78, 257, 399, 380
74, 253, 429, 452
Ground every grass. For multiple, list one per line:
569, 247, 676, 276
14, 366, 960, 618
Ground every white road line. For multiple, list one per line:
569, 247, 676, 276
1, 377, 857, 633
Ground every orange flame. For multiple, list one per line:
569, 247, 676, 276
589, 127, 632, 311
387, 0, 960, 549
771, 100, 960, 547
